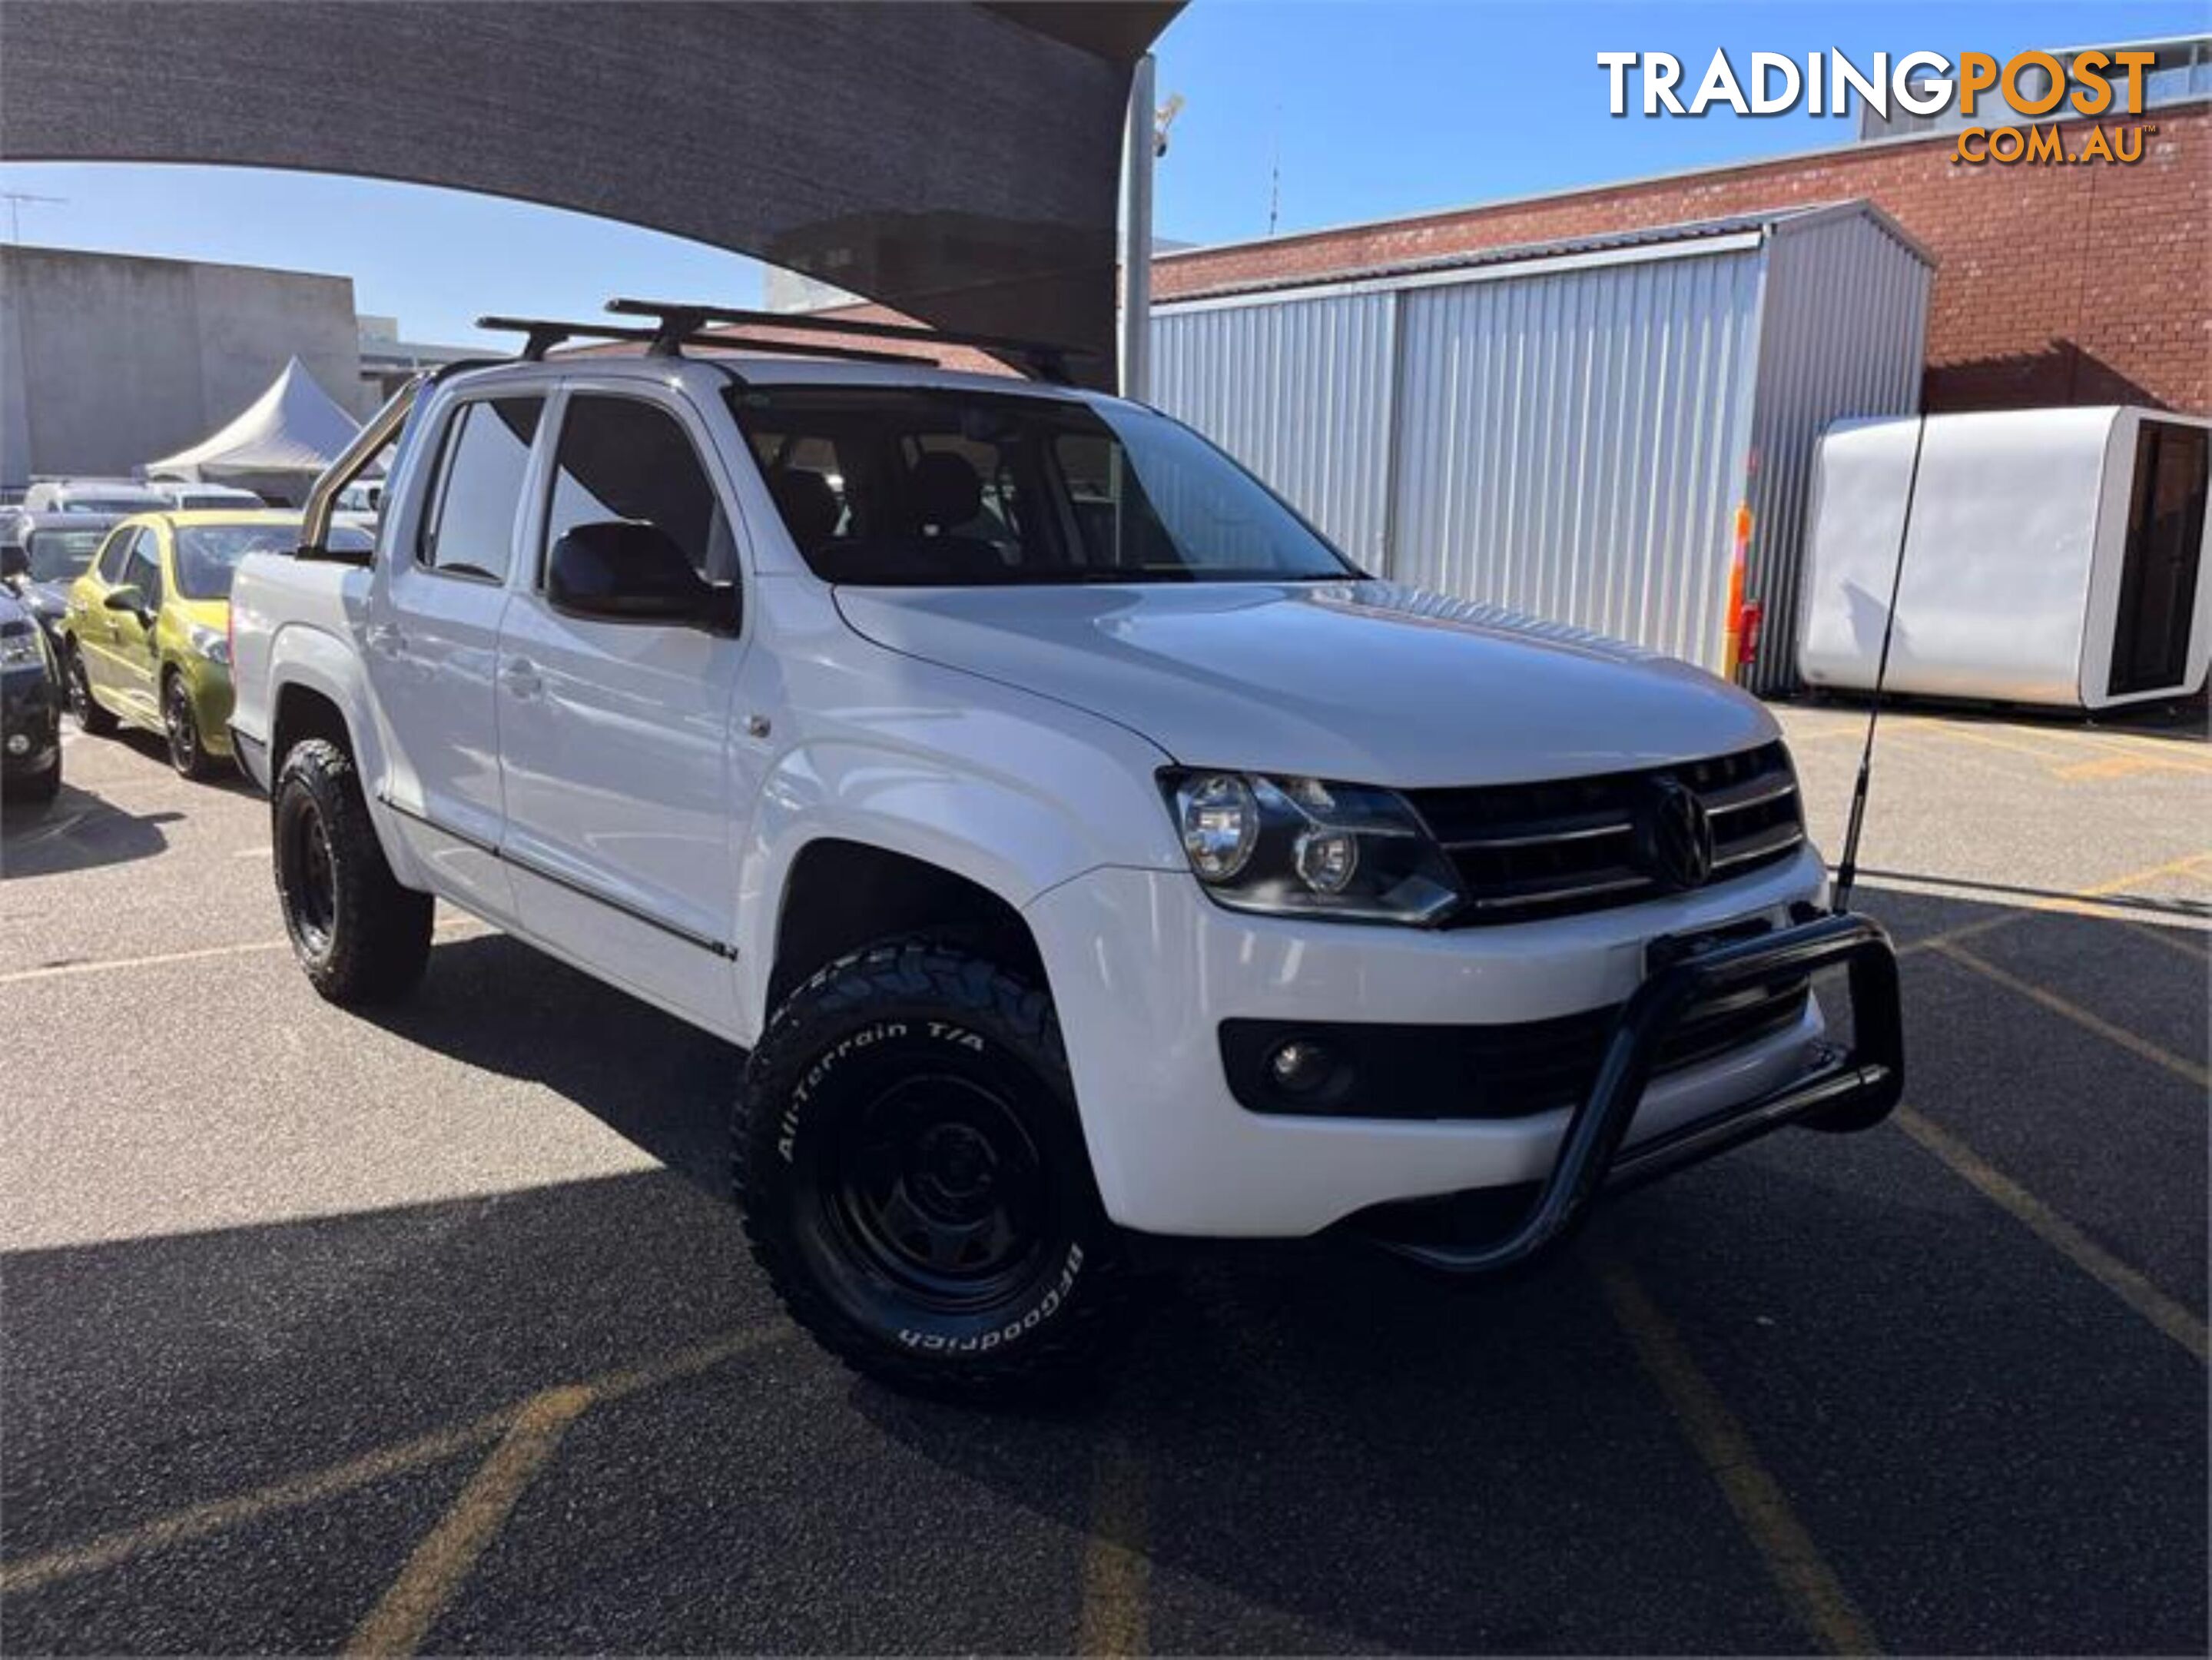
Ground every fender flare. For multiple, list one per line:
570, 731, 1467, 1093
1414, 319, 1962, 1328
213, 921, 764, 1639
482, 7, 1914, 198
732, 740, 1176, 1043
263, 624, 418, 883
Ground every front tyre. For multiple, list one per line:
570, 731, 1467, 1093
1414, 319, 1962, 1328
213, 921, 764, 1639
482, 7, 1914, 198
734, 940, 1133, 1401
162, 671, 215, 780
272, 738, 433, 1004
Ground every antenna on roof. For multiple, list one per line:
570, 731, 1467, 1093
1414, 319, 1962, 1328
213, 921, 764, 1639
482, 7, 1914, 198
1831, 410, 1930, 914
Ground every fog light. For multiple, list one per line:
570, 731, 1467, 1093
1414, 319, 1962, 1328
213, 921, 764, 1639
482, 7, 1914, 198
5, 733, 28, 755
1269, 1039, 1334, 1096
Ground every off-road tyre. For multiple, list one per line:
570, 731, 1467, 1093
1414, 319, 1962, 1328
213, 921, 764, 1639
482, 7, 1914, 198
734, 938, 1136, 1402
272, 738, 433, 1004
65, 645, 117, 735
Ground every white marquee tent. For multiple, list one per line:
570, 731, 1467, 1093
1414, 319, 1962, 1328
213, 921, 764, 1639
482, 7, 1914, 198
147, 357, 363, 504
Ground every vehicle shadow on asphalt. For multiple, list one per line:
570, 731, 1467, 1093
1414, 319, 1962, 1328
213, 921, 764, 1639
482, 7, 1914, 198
12, 885, 2197, 1652
0, 781, 179, 878
359, 931, 741, 1194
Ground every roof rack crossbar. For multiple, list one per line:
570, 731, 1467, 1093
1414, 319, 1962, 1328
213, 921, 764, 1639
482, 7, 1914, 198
604, 297, 1090, 384
477, 316, 660, 360
476, 314, 940, 370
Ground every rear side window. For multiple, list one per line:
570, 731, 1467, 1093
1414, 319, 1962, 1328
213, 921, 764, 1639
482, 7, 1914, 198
419, 397, 542, 581
543, 395, 736, 584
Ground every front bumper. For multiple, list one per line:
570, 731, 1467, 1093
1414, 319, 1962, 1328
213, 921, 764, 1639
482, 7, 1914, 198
1361, 908, 1900, 1273
180, 659, 236, 758
1023, 847, 1898, 1240
2, 663, 62, 777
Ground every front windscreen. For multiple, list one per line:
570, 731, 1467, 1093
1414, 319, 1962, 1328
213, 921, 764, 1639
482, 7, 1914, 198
174, 521, 372, 599
727, 384, 1355, 586
26, 527, 108, 582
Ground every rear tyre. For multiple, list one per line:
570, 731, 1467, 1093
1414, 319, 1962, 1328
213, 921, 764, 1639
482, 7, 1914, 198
273, 738, 433, 1004
65, 646, 117, 736
733, 938, 1135, 1401
162, 671, 215, 780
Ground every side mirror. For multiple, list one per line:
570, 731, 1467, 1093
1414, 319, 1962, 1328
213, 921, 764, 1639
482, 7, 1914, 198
104, 586, 148, 618
547, 520, 718, 626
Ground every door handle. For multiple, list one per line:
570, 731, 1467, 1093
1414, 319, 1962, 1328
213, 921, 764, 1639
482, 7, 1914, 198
502, 656, 542, 698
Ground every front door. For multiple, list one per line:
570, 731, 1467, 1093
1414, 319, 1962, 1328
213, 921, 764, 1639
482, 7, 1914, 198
364, 390, 545, 925
101, 526, 166, 725
495, 387, 751, 1033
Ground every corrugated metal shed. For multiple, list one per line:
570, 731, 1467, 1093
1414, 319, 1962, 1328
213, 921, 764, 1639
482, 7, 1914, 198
1149, 201, 1933, 692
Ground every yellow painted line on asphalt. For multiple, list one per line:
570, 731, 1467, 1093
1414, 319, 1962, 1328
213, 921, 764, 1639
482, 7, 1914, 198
1076, 1439, 1151, 1658
1928, 939, 2209, 1091
2052, 751, 2212, 782
0, 1411, 512, 1597
0, 1327, 789, 1599
1895, 1108, 2207, 1364
345, 1386, 592, 1656
0, 917, 483, 987
1928, 725, 2073, 761
2118, 918, 2212, 962
1886, 851, 2212, 959
1597, 1257, 1878, 1656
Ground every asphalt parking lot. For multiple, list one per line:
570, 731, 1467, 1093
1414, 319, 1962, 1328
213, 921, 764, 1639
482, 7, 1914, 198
2, 702, 2206, 1656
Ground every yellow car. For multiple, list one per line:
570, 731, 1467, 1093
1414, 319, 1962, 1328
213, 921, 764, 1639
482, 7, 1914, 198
61, 510, 370, 779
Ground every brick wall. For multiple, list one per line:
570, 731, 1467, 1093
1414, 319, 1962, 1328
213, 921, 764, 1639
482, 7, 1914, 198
1156, 105, 2210, 414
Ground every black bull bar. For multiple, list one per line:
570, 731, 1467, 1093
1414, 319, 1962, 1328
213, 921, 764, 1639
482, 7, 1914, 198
1375, 909, 1904, 1275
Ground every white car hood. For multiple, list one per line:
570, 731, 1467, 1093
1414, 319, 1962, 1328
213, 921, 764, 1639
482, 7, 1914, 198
834, 579, 1779, 788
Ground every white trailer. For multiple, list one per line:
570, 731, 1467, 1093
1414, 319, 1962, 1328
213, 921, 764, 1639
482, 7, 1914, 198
1797, 407, 2210, 712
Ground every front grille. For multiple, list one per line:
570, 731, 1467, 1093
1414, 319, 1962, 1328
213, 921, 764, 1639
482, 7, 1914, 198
1406, 741, 1804, 925
1222, 978, 1813, 1122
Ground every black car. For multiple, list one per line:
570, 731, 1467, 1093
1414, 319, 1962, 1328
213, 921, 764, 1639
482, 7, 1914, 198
1, 586, 64, 804
0, 511, 121, 649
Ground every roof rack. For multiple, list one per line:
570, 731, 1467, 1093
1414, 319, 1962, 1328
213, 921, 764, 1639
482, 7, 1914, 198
605, 297, 1091, 384
474, 314, 931, 368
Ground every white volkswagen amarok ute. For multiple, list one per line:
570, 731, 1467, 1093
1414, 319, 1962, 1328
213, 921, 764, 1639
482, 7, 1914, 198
227, 303, 1903, 1401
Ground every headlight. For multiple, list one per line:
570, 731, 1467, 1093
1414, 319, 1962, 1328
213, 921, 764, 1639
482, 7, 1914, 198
0, 626, 41, 669
1162, 771, 1464, 925
187, 623, 230, 666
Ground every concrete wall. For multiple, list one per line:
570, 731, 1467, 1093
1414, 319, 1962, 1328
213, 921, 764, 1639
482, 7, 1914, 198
0, 244, 365, 488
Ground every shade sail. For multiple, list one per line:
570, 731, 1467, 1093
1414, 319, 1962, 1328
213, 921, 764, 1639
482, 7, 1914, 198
1, 2, 1182, 389
148, 357, 362, 486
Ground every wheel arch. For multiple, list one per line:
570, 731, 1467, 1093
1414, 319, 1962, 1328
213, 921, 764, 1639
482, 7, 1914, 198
761, 836, 1050, 1020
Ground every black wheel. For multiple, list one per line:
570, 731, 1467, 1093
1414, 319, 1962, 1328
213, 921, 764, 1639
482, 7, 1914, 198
65, 646, 117, 735
162, 671, 214, 780
272, 738, 433, 1004
734, 939, 1134, 1401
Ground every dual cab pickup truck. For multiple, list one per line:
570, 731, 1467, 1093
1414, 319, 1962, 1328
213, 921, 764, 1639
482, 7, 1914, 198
227, 331, 1902, 1401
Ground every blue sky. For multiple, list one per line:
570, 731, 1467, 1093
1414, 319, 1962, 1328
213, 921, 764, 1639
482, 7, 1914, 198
1, 1, 2197, 347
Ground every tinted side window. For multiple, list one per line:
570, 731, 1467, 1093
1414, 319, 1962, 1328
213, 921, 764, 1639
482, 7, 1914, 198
420, 397, 542, 581
93, 525, 135, 584
545, 396, 735, 586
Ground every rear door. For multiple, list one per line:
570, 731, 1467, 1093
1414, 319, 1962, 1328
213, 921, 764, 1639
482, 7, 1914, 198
495, 385, 751, 1031
363, 390, 545, 925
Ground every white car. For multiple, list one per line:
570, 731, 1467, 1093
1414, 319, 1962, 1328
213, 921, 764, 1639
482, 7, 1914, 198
148, 480, 267, 513
226, 310, 1902, 1400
